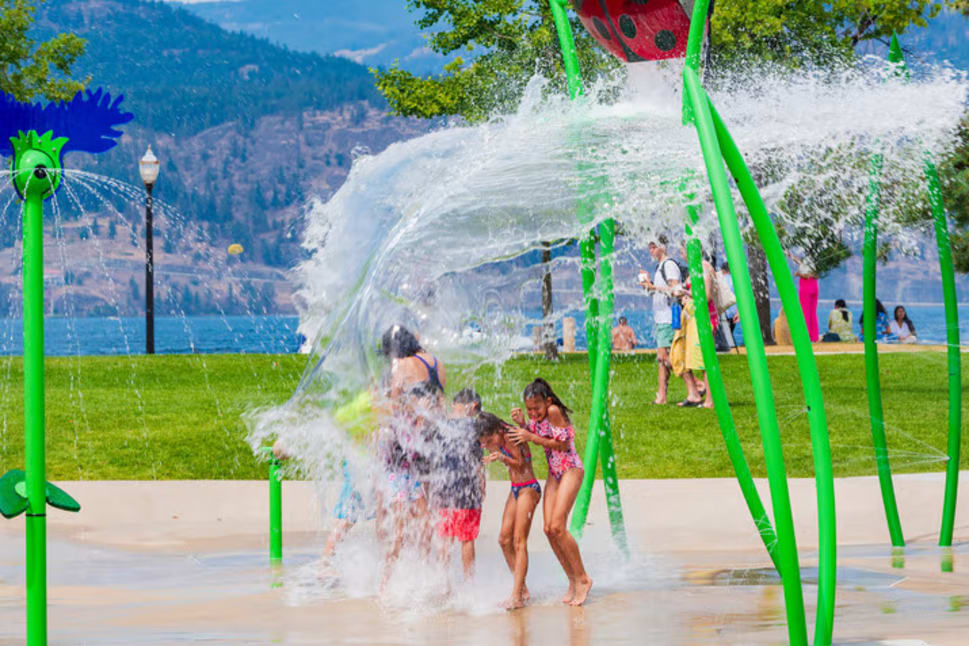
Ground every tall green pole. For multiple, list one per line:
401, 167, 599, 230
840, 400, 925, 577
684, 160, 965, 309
708, 99, 837, 644
862, 154, 905, 548
23, 190, 47, 646
549, 0, 583, 100
548, 0, 626, 545
683, 67, 808, 646
925, 160, 962, 548
683, 202, 781, 572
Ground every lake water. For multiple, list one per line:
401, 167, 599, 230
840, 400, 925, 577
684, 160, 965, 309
0, 302, 961, 357
0, 315, 303, 356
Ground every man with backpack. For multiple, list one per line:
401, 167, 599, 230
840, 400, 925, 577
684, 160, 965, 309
639, 235, 701, 405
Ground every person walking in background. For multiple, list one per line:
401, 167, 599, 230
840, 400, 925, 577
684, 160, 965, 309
640, 236, 701, 405
826, 299, 856, 342
786, 249, 820, 342
859, 299, 892, 342
611, 316, 637, 352
720, 262, 741, 346
890, 305, 918, 344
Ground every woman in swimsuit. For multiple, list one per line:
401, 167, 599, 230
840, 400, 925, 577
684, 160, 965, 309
508, 378, 593, 606
477, 412, 540, 610
376, 325, 446, 584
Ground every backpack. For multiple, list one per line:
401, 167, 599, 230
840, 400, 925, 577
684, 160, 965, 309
659, 258, 689, 286
714, 271, 736, 314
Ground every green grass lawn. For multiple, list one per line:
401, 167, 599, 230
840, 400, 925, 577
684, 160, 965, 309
0, 352, 964, 480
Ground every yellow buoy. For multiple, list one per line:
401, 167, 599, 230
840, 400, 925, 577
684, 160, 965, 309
227, 243, 244, 256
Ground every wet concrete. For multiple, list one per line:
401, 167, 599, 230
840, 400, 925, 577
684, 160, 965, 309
0, 475, 965, 645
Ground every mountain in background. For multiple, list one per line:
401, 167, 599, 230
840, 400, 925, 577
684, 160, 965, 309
0, 0, 428, 318
175, 0, 969, 72
169, 0, 450, 73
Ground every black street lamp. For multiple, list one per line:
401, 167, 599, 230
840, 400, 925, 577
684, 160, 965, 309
139, 146, 160, 354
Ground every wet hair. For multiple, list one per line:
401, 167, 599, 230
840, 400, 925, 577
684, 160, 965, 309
474, 411, 510, 439
834, 299, 848, 322
618, 316, 628, 325
381, 325, 422, 359
453, 387, 481, 409
894, 306, 915, 334
859, 299, 889, 325
522, 378, 572, 419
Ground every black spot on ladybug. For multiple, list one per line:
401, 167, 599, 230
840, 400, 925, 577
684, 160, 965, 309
656, 30, 677, 52
593, 17, 612, 41
618, 15, 637, 39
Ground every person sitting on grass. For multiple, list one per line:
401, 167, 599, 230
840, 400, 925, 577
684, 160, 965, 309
611, 316, 637, 352
858, 299, 891, 342
826, 299, 856, 342
508, 378, 593, 606
477, 411, 540, 610
890, 305, 918, 344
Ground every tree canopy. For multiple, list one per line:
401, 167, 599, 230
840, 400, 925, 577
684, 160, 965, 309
0, 0, 87, 102
373, 0, 619, 122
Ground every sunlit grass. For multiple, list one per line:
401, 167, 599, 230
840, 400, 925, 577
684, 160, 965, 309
0, 351, 963, 480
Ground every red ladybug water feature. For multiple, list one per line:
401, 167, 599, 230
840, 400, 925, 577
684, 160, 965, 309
571, 0, 693, 63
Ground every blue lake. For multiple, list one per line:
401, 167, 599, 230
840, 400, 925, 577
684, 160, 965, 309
0, 315, 303, 356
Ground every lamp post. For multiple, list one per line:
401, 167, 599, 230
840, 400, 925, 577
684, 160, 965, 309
139, 146, 160, 354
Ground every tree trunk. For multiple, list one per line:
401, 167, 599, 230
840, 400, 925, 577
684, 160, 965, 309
541, 242, 558, 360
747, 241, 775, 345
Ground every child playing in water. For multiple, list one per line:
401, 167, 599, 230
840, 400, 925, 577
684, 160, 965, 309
476, 411, 541, 610
431, 388, 486, 578
509, 378, 593, 606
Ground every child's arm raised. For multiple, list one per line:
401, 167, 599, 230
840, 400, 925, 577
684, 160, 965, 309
507, 406, 572, 452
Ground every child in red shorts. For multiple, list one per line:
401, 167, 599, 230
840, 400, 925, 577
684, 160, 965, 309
432, 389, 484, 578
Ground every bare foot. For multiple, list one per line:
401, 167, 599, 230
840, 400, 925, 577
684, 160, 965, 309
652, 396, 667, 405
523, 585, 530, 602
561, 579, 576, 604
502, 596, 526, 610
570, 576, 593, 606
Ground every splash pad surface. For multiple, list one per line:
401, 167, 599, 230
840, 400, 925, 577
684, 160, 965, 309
0, 475, 965, 645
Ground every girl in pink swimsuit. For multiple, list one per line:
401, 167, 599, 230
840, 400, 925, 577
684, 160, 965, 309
508, 378, 593, 607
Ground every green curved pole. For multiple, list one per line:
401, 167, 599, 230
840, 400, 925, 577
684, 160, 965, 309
925, 160, 962, 548
683, 203, 781, 573
862, 154, 905, 548
23, 191, 47, 646
683, 67, 808, 646
269, 457, 282, 562
549, 0, 627, 546
708, 99, 837, 644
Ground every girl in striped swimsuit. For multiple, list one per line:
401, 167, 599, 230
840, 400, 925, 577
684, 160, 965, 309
477, 412, 540, 610
509, 378, 593, 606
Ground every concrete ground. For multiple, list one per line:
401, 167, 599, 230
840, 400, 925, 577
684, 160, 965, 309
0, 473, 966, 645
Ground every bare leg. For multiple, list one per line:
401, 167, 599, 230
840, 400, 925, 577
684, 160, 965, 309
460, 539, 475, 579
680, 371, 701, 403
543, 476, 576, 603
498, 491, 517, 573
506, 487, 539, 610
323, 519, 354, 561
547, 469, 593, 606
701, 372, 713, 408
655, 347, 671, 404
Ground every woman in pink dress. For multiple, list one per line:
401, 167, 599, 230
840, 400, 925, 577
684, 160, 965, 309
787, 250, 820, 342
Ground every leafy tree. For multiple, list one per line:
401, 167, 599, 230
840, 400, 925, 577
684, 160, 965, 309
0, 0, 86, 102
940, 113, 969, 271
373, 0, 620, 123
712, 0, 943, 64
